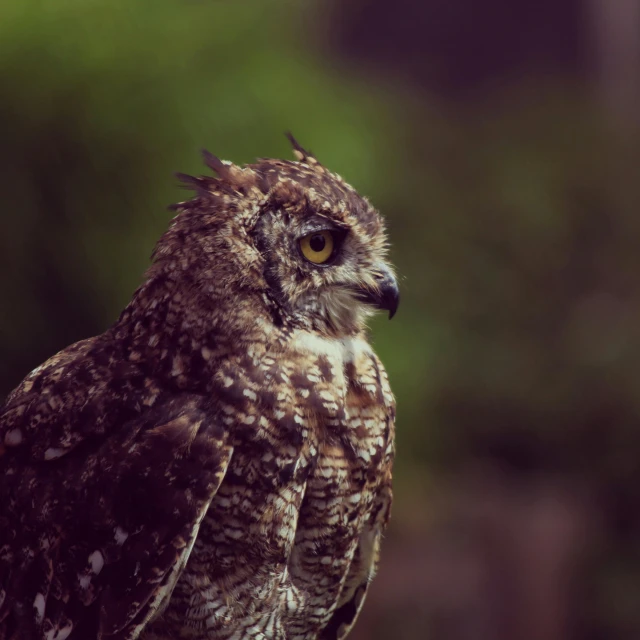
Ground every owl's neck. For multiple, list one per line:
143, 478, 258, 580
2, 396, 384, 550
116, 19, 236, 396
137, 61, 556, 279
110, 266, 369, 394
109, 272, 282, 387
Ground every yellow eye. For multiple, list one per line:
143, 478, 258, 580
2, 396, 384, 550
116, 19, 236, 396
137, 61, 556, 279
299, 230, 335, 264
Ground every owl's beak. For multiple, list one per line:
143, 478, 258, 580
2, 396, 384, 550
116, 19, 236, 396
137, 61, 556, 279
357, 268, 400, 319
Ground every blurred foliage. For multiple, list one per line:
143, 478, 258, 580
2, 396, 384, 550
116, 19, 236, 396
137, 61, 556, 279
0, 0, 401, 396
2, 1, 640, 638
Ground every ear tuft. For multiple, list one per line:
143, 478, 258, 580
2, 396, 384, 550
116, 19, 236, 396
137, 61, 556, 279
202, 149, 234, 180
174, 172, 211, 199
285, 132, 318, 165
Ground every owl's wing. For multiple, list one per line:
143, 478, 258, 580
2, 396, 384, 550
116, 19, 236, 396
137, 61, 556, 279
0, 342, 232, 640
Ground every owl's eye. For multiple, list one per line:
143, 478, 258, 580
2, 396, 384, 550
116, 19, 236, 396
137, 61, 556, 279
299, 230, 335, 265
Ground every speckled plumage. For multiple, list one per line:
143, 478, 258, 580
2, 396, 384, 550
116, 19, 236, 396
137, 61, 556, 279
0, 137, 397, 640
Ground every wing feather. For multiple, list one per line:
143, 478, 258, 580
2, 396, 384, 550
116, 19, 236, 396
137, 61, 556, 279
0, 342, 232, 640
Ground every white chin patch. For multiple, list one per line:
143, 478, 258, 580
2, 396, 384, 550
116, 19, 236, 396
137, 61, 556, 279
322, 290, 366, 331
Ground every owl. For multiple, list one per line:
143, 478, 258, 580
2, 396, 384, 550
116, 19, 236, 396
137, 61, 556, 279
0, 135, 398, 640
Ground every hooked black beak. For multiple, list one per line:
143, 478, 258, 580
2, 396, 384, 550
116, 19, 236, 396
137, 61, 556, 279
357, 268, 400, 319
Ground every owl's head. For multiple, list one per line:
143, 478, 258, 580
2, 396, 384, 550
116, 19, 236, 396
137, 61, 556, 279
152, 135, 398, 338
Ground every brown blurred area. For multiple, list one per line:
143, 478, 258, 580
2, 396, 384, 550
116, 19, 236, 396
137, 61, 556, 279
340, 2, 640, 639
2, 1, 640, 638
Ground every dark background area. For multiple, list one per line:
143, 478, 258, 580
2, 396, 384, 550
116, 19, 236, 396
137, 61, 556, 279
2, 1, 640, 638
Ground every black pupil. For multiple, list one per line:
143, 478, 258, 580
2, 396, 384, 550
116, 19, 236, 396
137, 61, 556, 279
309, 233, 327, 253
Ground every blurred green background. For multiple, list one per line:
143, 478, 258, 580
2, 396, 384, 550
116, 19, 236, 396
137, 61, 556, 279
2, 1, 640, 638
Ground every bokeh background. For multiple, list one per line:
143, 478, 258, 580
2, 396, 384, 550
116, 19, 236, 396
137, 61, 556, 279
2, 1, 640, 638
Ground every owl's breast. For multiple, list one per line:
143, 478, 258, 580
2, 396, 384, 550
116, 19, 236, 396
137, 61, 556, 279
157, 333, 394, 639
280, 333, 395, 636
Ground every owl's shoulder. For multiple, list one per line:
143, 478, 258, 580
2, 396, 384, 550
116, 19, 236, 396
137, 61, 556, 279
0, 331, 162, 462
